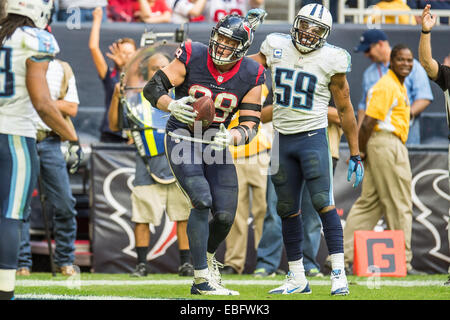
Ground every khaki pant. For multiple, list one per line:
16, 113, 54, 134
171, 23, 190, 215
225, 152, 270, 273
344, 131, 413, 269
131, 183, 191, 225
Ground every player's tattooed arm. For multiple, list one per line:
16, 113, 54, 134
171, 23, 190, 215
329, 73, 359, 157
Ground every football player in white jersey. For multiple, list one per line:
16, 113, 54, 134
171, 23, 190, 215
250, 4, 363, 296
0, 0, 78, 300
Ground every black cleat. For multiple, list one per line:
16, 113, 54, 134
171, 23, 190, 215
130, 263, 148, 277
178, 262, 194, 277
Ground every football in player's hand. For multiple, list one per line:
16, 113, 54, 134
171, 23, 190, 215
189, 95, 215, 131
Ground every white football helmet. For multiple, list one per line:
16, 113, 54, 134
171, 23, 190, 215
290, 3, 333, 53
6, 0, 54, 29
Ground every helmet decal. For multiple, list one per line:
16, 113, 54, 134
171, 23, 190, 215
208, 14, 254, 66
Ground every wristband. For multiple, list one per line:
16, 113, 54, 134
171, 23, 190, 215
421, 30, 431, 34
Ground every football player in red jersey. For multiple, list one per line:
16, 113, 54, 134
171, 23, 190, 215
144, 11, 266, 295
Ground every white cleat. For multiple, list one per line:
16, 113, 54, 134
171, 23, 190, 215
207, 253, 224, 285
330, 269, 349, 296
268, 272, 312, 295
191, 277, 239, 296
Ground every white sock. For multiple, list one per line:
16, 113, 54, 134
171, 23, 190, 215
194, 268, 209, 281
0, 269, 15, 292
288, 258, 306, 279
330, 253, 345, 271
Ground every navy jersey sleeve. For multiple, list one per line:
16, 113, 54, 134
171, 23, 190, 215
239, 57, 266, 91
174, 40, 198, 67
252, 60, 266, 87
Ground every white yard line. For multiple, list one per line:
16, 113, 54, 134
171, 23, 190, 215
16, 279, 446, 287
15, 293, 157, 300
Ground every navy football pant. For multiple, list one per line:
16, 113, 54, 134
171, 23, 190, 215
0, 134, 39, 270
165, 133, 238, 270
271, 128, 334, 217
271, 128, 343, 260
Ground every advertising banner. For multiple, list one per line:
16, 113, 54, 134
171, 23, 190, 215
91, 145, 449, 274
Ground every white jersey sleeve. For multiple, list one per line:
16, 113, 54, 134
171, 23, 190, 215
21, 27, 60, 61
323, 44, 351, 75
0, 27, 59, 138
260, 33, 290, 69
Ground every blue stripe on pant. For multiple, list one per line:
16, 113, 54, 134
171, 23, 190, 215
0, 134, 38, 269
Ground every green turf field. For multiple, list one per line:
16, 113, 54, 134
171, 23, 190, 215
14, 273, 450, 300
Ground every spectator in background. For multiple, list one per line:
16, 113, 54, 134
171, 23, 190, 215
418, 3, 450, 285
89, 6, 137, 143
0, 1, 5, 19
222, 84, 272, 275
203, 0, 264, 23
344, 44, 426, 275
108, 53, 193, 277
108, 0, 140, 22
57, 0, 108, 22
167, 0, 207, 24
253, 87, 284, 278
408, 0, 450, 24
366, 0, 417, 24
137, 0, 172, 23
17, 59, 82, 277
354, 29, 433, 145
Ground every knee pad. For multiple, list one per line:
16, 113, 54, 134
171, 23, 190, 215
213, 210, 235, 229
0, 218, 22, 269
191, 193, 212, 210
276, 203, 297, 219
310, 190, 330, 212
181, 175, 213, 210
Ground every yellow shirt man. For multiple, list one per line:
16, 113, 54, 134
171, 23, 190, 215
366, 68, 411, 144
228, 83, 271, 158
367, 0, 416, 25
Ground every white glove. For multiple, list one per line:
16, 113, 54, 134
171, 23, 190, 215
168, 96, 197, 125
212, 123, 233, 151
246, 8, 267, 30
64, 140, 84, 174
